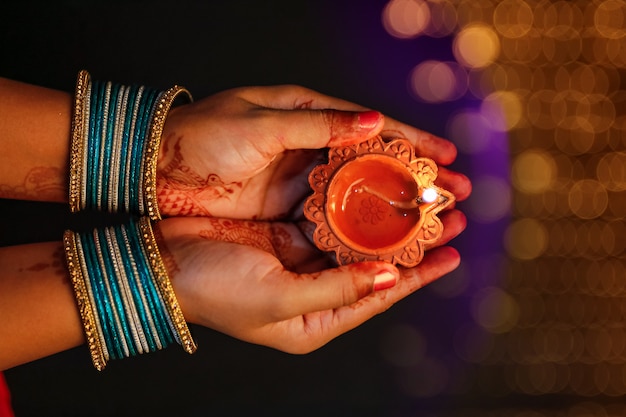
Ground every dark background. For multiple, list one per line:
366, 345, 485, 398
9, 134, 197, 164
0, 1, 477, 416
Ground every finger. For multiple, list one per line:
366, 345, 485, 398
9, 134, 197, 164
345, 247, 461, 316
395, 246, 461, 296
267, 221, 336, 274
381, 117, 458, 166
342, 247, 461, 320
262, 108, 385, 151
425, 209, 467, 250
243, 86, 459, 165
288, 246, 462, 351
269, 261, 399, 320
436, 166, 472, 202
239, 84, 372, 112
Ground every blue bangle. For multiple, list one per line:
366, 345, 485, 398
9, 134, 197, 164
69, 70, 192, 219
64, 217, 197, 370
122, 217, 175, 347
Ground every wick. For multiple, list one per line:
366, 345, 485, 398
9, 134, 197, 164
352, 185, 447, 209
355, 185, 419, 209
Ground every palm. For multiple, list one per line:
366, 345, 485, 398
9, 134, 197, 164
158, 206, 466, 354
158, 217, 335, 345
160, 216, 378, 353
157, 146, 321, 219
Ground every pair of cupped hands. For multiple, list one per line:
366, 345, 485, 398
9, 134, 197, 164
153, 85, 471, 354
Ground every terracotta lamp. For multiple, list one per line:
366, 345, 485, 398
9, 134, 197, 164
303, 136, 455, 267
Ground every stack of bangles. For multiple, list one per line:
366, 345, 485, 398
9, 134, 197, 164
64, 70, 197, 370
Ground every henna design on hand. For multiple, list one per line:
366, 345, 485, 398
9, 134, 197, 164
197, 218, 294, 269
158, 134, 207, 187
157, 135, 242, 217
322, 110, 379, 147
157, 176, 213, 217
0, 167, 66, 201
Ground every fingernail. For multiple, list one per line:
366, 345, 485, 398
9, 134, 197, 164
358, 111, 381, 130
374, 270, 397, 291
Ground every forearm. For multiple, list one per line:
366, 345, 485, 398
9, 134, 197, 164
0, 241, 84, 371
0, 78, 71, 202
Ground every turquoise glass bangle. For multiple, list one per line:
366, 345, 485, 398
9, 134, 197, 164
68, 70, 192, 220
123, 220, 175, 347
64, 217, 197, 370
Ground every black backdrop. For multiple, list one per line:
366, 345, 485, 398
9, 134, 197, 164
0, 1, 472, 416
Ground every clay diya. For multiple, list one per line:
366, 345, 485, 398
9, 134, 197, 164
303, 136, 455, 267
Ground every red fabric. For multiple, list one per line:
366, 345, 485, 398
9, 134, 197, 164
0, 373, 14, 417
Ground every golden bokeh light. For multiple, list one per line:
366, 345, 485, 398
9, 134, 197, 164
586, 93, 616, 134
409, 60, 466, 102
570, 64, 615, 96
471, 286, 520, 334
422, 0, 457, 38
493, 0, 534, 38
468, 63, 532, 98
527, 89, 560, 130
504, 218, 548, 260
481, 90, 523, 131
542, 26, 582, 64
606, 37, 626, 68
456, 0, 495, 27
594, 0, 626, 40
454, 24, 501, 68
386, 0, 626, 409
553, 116, 597, 155
568, 179, 608, 219
512, 149, 555, 194
382, 0, 430, 39
536, 1, 584, 33
500, 28, 543, 64
596, 152, 626, 191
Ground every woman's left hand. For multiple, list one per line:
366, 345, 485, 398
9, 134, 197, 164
157, 85, 471, 220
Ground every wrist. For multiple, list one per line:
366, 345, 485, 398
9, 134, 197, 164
63, 217, 197, 370
151, 220, 199, 326
68, 70, 191, 220
158, 103, 186, 174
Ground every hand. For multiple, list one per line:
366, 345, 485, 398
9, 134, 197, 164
156, 207, 466, 354
156, 85, 471, 219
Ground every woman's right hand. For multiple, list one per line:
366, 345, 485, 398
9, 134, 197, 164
157, 208, 466, 354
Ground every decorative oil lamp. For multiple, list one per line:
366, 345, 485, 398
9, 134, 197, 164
303, 136, 455, 267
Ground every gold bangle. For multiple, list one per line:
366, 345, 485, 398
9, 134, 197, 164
143, 86, 193, 221
68, 70, 90, 213
138, 217, 197, 354
63, 230, 108, 371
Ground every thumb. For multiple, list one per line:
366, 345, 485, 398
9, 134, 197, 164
273, 261, 398, 319
272, 109, 384, 151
